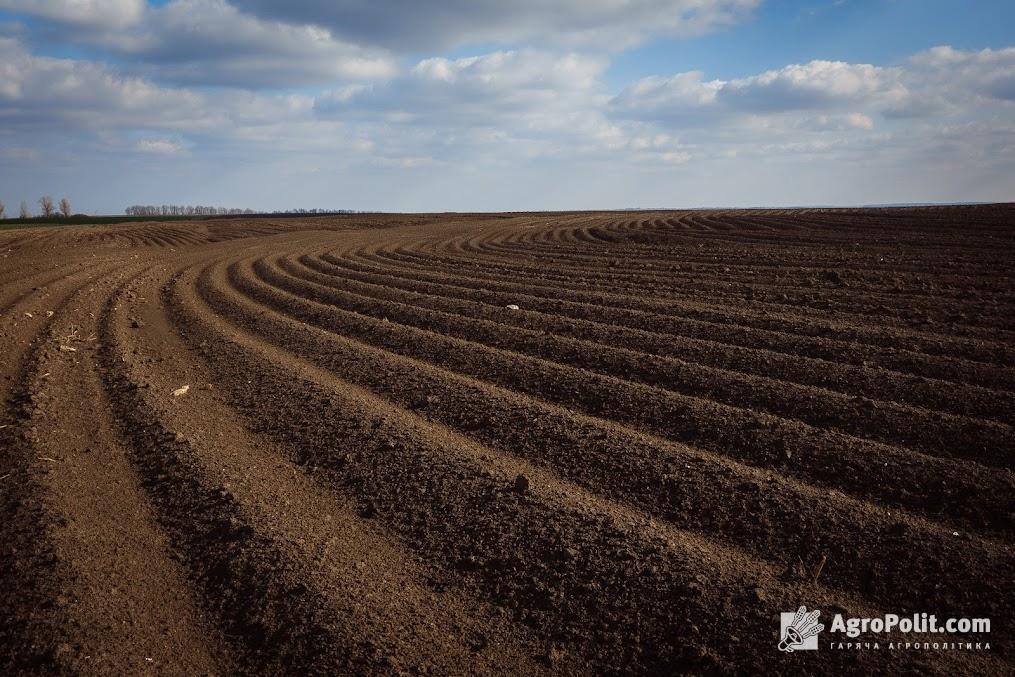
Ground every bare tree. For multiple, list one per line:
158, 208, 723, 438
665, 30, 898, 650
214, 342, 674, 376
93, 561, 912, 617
59, 197, 71, 218
38, 195, 55, 218
19, 201, 30, 219
0, 201, 5, 219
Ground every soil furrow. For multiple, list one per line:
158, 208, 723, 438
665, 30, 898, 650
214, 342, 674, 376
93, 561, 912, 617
262, 254, 1014, 462
214, 256, 1014, 533
320, 250, 1015, 390
170, 258, 1004, 674
290, 252, 1015, 422
364, 246, 1015, 363
99, 263, 549, 675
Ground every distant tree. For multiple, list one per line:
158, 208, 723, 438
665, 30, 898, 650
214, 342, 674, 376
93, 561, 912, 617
19, 201, 29, 219
59, 197, 71, 218
0, 201, 5, 219
123, 202, 259, 217
38, 195, 55, 218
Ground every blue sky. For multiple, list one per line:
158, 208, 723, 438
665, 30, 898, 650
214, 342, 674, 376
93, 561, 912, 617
609, 1, 1015, 86
0, 0, 1012, 213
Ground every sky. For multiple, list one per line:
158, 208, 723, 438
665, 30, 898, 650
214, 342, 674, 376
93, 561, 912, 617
0, 0, 1013, 214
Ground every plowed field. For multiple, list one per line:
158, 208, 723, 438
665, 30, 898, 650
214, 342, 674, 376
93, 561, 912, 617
1, 206, 1012, 674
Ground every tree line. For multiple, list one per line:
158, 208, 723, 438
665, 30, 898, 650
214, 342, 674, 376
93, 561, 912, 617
125, 205, 257, 216
0, 196, 74, 219
0, 199, 370, 220
269, 208, 365, 215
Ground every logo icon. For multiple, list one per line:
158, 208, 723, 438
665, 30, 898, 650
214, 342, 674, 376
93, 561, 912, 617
779, 606, 824, 652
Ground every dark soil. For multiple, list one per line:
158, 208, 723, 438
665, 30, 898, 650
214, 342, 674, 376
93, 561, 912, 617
1, 206, 1012, 675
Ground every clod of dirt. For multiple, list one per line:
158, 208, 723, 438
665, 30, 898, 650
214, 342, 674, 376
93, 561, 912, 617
513, 474, 530, 494
818, 269, 844, 284
469, 633, 488, 652
172, 385, 190, 397
538, 645, 564, 667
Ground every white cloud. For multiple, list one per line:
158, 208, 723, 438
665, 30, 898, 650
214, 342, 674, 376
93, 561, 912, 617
317, 50, 609, 129
612, 60, 909, 123
605, 46, 1015, 183
808, 112, 875, 131
0, 0, 144, 28
0, 36, 327, 143
136, 139, 184, 155
0, 37, 204, 127
90, 0, 395, 88
231, 0, 761, 51
846, 112, 875, 130
721, 60, 908, 111
610, 71, 723, 123
909, 46, 1015, 102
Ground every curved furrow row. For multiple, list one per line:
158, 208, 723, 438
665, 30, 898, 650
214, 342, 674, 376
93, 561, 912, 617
316, 249, 1015, 391
0, 267, 97, 314
97, 262, 546, 675
171, 255, 1003, 674
218, 255, 1013, 534
1, 263, 229, 674
515, 211, 1015, 268
290, 252, 1014, 423
1, 265, 118, 672
257, 255, 1013, 467
447, 213, 1015, 280
458, 238, 1015, 327
190, 254, 1015, 623
357, 246, 1015, 365
377, 238, 1015, 344
460, 230, 1011, 296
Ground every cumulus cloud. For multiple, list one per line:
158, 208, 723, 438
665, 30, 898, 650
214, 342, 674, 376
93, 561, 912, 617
605, 46, 1015, 181
909, 46, 1015, 102
0, 37, 204, 129
87, 0, 395, 88
232, 0, 760, 51
317, 50, 608, 126
811, 112, 875, 131
0, 0, 760, 90
720, 61, 908, 112
609, 71, 723, 123
614, 47, 1015, 134
136, 139, 184, 155
311, 50, 655, 168
611, 60, 908, 124
0, 0, 144, 28
0, 35, 325, 140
